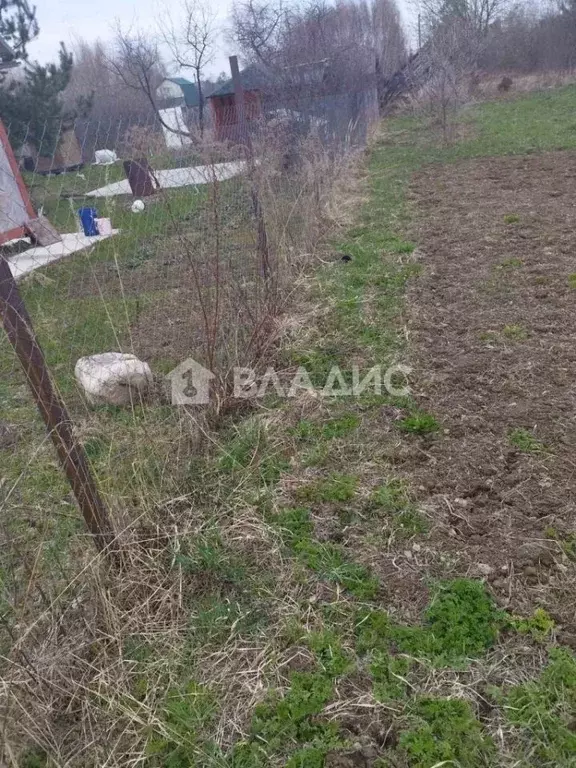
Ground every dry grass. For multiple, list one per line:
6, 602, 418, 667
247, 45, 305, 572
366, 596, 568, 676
6, 85, 576, 767
0, 117, 375, 766
475, 69, 576, 98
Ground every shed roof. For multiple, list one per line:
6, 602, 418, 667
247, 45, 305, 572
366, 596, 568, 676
208, 60, 332, 100
164, 77, 201, 107
208, 64, 270, 98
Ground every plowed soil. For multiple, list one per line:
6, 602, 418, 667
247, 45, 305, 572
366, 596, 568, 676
401, 151, 576, 633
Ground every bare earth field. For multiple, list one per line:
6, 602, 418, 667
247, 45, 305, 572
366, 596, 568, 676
403, 152, 576, 634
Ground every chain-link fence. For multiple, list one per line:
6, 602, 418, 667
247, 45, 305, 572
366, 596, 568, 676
0, 81, 376, 678
0, 78, 378, 764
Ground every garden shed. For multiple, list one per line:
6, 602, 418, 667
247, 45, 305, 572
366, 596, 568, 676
207, 65, 268, 142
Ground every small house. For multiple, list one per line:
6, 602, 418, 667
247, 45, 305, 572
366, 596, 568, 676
207, 65, 268, 142
207, 61, 333, 143
156, 76, 201, 148
19, 128, 83, 174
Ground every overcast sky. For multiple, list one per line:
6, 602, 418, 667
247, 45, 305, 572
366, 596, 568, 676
27, 0, 417, 79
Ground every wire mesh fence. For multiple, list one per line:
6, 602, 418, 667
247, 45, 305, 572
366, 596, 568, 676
0, 78, 379, 764
0, 86, 376, 679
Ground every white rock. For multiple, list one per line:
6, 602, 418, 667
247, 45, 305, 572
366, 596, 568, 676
75, 352, 153, 406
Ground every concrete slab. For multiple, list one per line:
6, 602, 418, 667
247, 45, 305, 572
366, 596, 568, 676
86, 160, 246, 198
8, 231, 119, 279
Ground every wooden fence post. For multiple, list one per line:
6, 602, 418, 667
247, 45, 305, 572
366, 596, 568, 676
229, 55, 271, 284
0, 257, 116, 554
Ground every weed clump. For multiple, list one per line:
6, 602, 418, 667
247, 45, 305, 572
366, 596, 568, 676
355, 580, 504, 666
398, 697, 495, 768
510, 607, 555, 641
505, 648, 576, 765
392, 579, 505, 664
398, 410, 440, 435
508, 427, 548, 454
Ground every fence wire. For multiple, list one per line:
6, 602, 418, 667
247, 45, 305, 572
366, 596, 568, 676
0, 84, 377, 615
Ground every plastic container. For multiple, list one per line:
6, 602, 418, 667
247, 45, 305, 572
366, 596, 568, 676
95, 217, 112, 235
78, 207, 99, 236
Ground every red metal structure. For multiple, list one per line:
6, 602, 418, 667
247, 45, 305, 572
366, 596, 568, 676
210, 90, 262, 143
0, 119, 36, 245
208, 63, 266, 142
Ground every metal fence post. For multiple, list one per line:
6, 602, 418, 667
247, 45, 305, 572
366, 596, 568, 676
0, 257, 116, 555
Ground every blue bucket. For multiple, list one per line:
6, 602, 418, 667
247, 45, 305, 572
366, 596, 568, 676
78, 207, 99, 236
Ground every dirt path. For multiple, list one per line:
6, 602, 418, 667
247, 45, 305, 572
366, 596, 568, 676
404, 151, 576, 632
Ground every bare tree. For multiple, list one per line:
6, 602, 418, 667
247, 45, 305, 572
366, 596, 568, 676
372, 0, 407, 107
64, 39, 156, 121
422, 17, 480, 142
231, 0, 395, 95
231, 0, 289, 66
159, 0, 218, 136
419, 0, 509, 38
105, 27, 191, 138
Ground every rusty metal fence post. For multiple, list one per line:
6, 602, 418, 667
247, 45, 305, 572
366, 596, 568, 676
0, 257, 116, 554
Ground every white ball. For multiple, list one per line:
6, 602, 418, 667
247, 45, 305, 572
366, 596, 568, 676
131, 199, 145, 213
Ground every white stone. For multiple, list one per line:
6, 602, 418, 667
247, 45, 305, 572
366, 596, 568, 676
75, 352, 153, 406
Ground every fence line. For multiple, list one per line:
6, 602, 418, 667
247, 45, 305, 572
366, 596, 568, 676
0, 78, 375, 653
0, 70, 378, 763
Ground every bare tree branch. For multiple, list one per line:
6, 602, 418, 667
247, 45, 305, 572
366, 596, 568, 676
158, 0, 218, 135
105, 25, 192, 138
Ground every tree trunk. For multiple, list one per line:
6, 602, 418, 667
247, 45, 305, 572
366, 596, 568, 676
197, 70, 204, 138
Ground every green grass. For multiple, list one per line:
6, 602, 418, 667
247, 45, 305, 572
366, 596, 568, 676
174, 529, 248, 589
397, 410, 440, 435
9, 83, 576, 767
505, 648, 576, 765
498, 257, 523, 269
294, 473, 358, 503
271, 506, 379, 599
290, 414, 360, 442
369, 478, 410, 513
398, 697, 495, 768
367, 479, 428, 538
508, 427, 549, 454
145, 681, 218, 767
218, 418, 290, 486
186, 598, 267, 647
305, 629, 354, 678
370, 651, 411, 701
